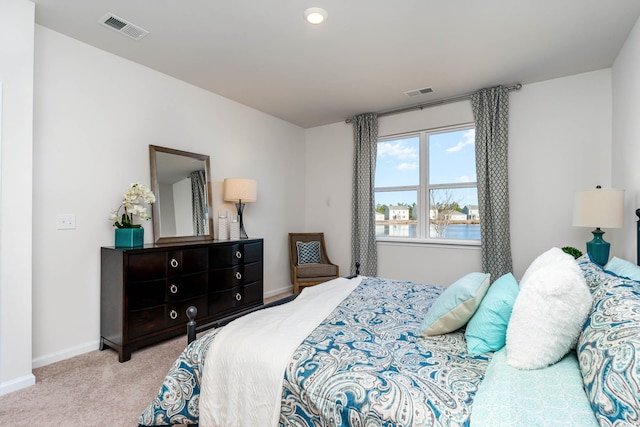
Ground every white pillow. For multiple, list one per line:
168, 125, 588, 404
519, 247, 573, 288
506, 256, 591, 370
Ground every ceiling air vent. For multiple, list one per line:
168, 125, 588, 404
404, 87, 434, 97
98, 13, 149, 40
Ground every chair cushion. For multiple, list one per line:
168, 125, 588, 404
296, 241, 321, 264
296, 263, 338, 278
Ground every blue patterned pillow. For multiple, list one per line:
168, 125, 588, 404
577, 259, 640, 425
296, 241, 321, 264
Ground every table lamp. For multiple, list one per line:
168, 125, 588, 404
223, 178, 257, 239
572, 185, 624, 266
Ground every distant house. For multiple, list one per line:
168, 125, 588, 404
431, 209, 467, 221
386, 206, 410, 220
375, 211, 385, 221
462, 205, 480, 220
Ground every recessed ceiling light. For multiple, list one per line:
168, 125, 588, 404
304, 7, 327, 25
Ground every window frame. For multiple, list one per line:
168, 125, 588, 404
375, 122, 480, 246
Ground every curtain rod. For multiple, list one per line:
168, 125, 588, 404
345, 83, 522, 124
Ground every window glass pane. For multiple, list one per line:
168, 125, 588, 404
375, 190, 418, 238
429, 187, 480, 240
375, 136, 420, 187
429, 128, 476, 185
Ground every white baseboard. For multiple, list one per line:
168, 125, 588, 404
0, 373, 36, 396
27, 287, 292, 371
32, 340, 100, 369
264, 284, 293, 299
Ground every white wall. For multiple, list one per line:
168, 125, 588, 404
612, 15, 640, 262
305, 69, 614, 285
30, 26, 305, 367
509, 69, 613, 275
0, 0, 36, 395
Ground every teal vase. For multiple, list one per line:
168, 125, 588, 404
115, 227, 144, 248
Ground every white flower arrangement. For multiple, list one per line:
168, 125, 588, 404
110, 183, 156, 228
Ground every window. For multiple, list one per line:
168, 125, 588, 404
375, 124, 480, 242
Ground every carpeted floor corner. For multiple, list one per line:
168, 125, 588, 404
0, 335, 187, 426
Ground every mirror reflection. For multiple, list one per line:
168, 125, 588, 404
149, 145, 214, 244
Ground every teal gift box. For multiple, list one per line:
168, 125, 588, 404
115, 227, 144, 248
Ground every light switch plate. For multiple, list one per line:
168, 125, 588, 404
57, 214, 76, 230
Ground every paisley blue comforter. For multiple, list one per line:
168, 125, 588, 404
139, 277, 491, 426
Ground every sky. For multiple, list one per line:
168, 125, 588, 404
375, 127, 478, 208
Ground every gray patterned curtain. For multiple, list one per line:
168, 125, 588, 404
190, 170, 207, 236
471, 86, 513, 281
351, 113, 378, 276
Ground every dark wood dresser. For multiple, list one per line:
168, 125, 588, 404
100, 238, 263, 361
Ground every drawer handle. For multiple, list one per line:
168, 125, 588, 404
235, 272, 242, 280
235, 293, 242, 301
169, 309, 178, 320
170, 284, 178, 294
235, 251, 242, 259
170, 258, 179, 268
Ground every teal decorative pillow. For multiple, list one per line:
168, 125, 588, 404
604, 256, 640, 282
296, 241, 321, 264
420, 272, 490, 336
465, 273, 519, 354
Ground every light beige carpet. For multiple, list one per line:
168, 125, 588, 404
0, 293, 292, 426
0, 335, 187, 426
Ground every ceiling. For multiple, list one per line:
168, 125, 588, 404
32, 0, 640, 129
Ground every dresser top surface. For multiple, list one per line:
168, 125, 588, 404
102, 238, 263, 252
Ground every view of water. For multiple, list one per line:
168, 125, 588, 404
376, 223, 481, 240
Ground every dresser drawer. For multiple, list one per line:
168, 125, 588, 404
167, 248, 208, 275
208, 285, 260, 315
127, 278, 166, 310
165, 296, 208, 329
128, 305, 165, 339
209, 261, 262, 291
166, 271, 208, 301
128, 252, 167, 281
209, 243, 243, 267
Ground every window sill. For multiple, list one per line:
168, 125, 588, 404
376, 237, 481, 249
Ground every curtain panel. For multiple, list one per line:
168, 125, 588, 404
190, 170, 207, 236
471, 86, 513, 281
351, 113, 379, 276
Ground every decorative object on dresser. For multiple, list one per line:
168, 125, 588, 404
100, 238, 263, 362
109, 183, 155, 248
223, 178, 257, 239
572, 185, 624, 266
288, 232, 339, 293
149, 145, 214, 244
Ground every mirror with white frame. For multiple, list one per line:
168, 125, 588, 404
149, 145, 214, 244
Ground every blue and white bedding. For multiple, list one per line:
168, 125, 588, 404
139, 276, 492, 426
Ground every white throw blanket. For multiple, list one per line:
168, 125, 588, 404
199, 276, 361, 427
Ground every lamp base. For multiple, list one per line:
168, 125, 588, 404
235, 202, 248, 239
586, 228, 610, 266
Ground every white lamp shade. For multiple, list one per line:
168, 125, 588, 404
572, 187, 624, 228
223, 178, 257, 203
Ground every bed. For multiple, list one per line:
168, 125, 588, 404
139, 275, 492, 426
139, 236, 640, 426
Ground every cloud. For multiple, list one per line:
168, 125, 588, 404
458, 175, 471, 183
378, 141, 418, 159
446, 129, 476, 153
398, 162, 418, 171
